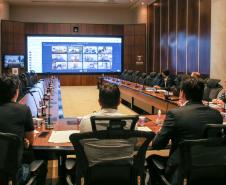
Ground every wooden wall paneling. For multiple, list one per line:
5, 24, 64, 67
13, 21, 25, 53
86, 24, 96, 35
124, 25, 134, 70
110, 25, 123, 35
177, 0, 187, 73
154, 2, 161, 72
147, 5, 154, 73
199, 0, 211, 75
168, 0, 177, 74
160, 0, 169, 71
187, 0, 199, 73
134, 24, 146, 72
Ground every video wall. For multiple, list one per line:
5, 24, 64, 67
27, 35, 123, 74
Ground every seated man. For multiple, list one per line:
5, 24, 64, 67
80, 83, 135, 166
154, 69, 175, 90
80, 83, 124, 132
147, 77, 223, 185
0, 75, 46, 184
212, 78, 226, 106
191, 71, 201, 78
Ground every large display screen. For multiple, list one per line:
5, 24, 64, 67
26, 35, 123, 74
3, 55, 25, 68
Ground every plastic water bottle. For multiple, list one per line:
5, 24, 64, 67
156, 109, 162, 125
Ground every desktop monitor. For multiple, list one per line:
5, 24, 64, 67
3, 55, 25, 68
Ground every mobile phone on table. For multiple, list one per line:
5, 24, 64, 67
38, 131, 49, 138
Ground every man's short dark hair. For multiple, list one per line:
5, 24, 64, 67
0, 75, 20, 104
162, 69, 170, 77
181, 77, 204, 102
99, 83, 120, 108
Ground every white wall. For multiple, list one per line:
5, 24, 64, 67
10, 5, 135, 24
211, 0, 226, 87
133, 5, 147, 24
0, 0, 9, 74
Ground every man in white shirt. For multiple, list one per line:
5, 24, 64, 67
79, 83, 135, 166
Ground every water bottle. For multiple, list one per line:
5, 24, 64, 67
155, 110, 162, 125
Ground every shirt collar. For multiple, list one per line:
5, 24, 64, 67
100, 108, 118, 113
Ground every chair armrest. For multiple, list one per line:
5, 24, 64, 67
30, 160, 44, 173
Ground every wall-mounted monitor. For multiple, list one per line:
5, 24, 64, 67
26, 35, 123, 74
3, 55, 25, 68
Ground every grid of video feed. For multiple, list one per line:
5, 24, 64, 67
51, 45, 112, 71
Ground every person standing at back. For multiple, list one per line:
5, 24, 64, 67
147, 77, 223, 185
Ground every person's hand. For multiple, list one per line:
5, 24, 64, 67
24, 138, 30, 149
212, 99, 224, 105
154, 85, 161, 89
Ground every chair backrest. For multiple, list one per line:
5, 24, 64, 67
203, 124, 226, 138
179, 138, 226, 185
90, 115, 139, 132
0, 132, 23, 184
69, 130, 155, 185
203, 79, 223, 101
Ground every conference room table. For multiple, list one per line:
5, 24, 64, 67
100, 77, 180, 113
19, 77, 225, 184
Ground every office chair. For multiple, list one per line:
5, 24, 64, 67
203, 79, 223, 101
68, 130, 155, 185
65, 115, 139, 183
203, 124, 226, 138
147, 138, 226, 185
137, 73, 147, 85
90, 115, 139, 131
0, 132, 44, 185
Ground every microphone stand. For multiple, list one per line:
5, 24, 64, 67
28, 91, 40, 118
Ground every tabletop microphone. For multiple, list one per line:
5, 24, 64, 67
34, 85, 44, 97
27, 90, 40, 118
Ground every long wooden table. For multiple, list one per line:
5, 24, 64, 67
102, 77, 179, 113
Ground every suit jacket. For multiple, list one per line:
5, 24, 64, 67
152, 101, 223, 184
159, 75, 175, 90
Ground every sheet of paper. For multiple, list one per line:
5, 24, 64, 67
137, 126, 152, 132
48, 130, 80, 143
223, 122, 226, 125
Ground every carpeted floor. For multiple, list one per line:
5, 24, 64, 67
61, 86, 136, 117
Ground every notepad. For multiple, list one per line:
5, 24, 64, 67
48, 130, 80, 143
137, 127, 152, 132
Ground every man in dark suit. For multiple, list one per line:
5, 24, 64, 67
147, 77, 223, 185
154, 69, 175, 90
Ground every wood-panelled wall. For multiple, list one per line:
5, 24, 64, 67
1, 20, 146, 85
148, 0, 211, 75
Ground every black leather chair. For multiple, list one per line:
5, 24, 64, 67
68, 129, 155, 185
131, 71, 141, 83
0, 132, 44, 185
124, 70, 133, 82
147, 138, 226, 185
145, 72, 157, 86
203, 124, 226, 138
137, 73, 147, 85
119, 69, 128, 80
90, 115, 139, 131
203, 79, 223, 101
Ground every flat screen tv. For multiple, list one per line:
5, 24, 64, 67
3, 55, 25, 68
26, 35, 123, 74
